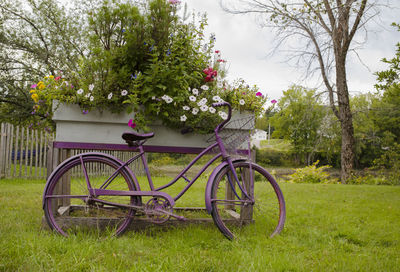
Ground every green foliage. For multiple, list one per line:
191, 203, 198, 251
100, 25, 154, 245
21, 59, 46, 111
270, 85, 326, 165
286, 161, 335, 184
0, 0, 86, 124
18, 0, 266, 132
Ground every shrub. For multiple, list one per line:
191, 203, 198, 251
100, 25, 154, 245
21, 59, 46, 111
286, 161, 335, 183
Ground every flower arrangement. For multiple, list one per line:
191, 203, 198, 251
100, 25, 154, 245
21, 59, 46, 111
28, 0, 267, 134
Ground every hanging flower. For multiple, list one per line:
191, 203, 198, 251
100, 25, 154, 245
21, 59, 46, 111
192, 88, 199, 96
256, 92, 263, 97
271, 99, 277, 104
121, 90, 128, 96
200, 85, 209, 91
209, 107, 216, 114
239, 99, 245, 105
85, 93, 91, 98
31, 93, 39, 103
90, 96, 94, 102
189, 95, 196, 102
77, 89, 84, 95
203, 67, 218, 82
200, 105, 208, 112
128, 119, 136, 129
55, 76, 61, 81
212, 95, 222, 102
180, 115, 187, 122
197, 98, 207, 106
162, 95, 173, 103
219, 111, 228, 120
88, 84, 95, 91
217, 82, 223, 89
108, 93, 113, 99
183, 106, 190, 111
192, 108, 199, 115
31, 84, 37, 89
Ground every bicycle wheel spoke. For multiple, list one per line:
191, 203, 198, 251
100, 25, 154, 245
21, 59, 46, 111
210, 161, 285, 240
44, 155, 139, 237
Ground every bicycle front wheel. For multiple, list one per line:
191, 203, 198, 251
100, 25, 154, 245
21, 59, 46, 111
211, 161, 285, 240
43, 154, 139, 237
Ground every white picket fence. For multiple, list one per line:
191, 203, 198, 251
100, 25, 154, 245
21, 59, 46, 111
0, 123, 144, 179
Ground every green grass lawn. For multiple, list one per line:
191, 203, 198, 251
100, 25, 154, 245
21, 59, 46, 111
0, 178, 399, 271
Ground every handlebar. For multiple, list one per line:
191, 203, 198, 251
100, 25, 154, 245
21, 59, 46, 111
212, 102, 232, 133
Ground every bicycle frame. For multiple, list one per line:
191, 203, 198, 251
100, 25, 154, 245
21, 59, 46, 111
76, 102, 253, 216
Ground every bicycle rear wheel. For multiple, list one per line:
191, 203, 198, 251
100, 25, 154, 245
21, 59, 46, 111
43, 154, 139, 237
211, 161, 285, 240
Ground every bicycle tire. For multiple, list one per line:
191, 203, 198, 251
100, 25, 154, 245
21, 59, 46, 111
43, 154, 139, 237
210, 161, 286, 240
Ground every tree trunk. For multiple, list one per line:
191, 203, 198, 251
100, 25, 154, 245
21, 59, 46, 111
336, 57, 355, 183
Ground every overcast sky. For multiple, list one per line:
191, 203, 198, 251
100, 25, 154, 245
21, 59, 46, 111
184, 0, 400, 100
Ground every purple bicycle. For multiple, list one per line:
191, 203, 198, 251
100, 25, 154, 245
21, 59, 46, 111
42, 102, 286, 239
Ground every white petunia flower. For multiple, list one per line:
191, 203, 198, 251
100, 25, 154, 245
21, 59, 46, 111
189, 95, 196, 102
180, 115, 187, 122
88, 84, 95, 91
217, 82, 223, 89
209, 107, 216, 114
192, 88, 199, 96
239, 99, 245, 105
108, 93, 113, 99
77, 88, 84, 95
121, 90, 128, 96
212, 95, 221, 102
192, 108, 199, 115
197, 98, 207, 106
200, 105, 208, 112
162, 95, 173, 104
219, 111, 228, 120
89, 95, 94, 102
85, 93, 91, 98
183, 106, 190, 111
200, 85, 209, 91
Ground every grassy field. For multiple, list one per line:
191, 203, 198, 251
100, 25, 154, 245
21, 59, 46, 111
0, 177, 399, 271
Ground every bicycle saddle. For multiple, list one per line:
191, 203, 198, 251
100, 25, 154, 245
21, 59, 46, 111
122, 131, 154, 145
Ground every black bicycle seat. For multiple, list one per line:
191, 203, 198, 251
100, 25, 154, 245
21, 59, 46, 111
122, 131, 154, 144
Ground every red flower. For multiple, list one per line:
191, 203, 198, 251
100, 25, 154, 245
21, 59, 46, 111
271, 99, 277, 104
256, 92, 262, 97
215, 50, 220, 53
128, 119, 136, 129
203, 67, 218, 82
55, 76, 61, 81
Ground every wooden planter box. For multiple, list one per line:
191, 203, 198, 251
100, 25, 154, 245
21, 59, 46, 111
52, 102, 254, 149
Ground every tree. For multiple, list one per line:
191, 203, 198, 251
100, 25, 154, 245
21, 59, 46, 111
270, 85, 326, 165
220, 0, 383, 182
0, 0, 87, 124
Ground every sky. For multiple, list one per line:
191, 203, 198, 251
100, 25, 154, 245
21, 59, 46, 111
184, 0, 400, 100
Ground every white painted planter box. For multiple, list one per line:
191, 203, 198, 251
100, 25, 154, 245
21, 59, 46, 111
53, 102, 254, 148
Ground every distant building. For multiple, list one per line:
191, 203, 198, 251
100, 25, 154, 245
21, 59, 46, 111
252, 129, 267, 141
251, 129, 267, 148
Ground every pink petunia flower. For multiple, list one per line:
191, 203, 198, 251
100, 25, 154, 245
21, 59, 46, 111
31, 84, 37, 89
128, 119, 136, 129
271, 99, 277, 104
256, 92, 263, 97
55, 76, 61, 81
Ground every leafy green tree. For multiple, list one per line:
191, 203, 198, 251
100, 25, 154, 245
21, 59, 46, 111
0, 0, 86, 124
270, 85, 326, 165
221, 0, 383, 182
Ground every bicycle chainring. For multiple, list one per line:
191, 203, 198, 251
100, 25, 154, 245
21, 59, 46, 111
145, 197, 173, 224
